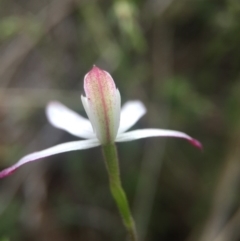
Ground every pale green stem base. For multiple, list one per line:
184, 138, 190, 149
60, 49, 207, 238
102, 143, 137, 241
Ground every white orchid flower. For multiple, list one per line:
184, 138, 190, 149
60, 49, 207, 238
0, 66, 201, 178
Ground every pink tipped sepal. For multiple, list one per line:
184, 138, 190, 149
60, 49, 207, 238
0, 166, 16, 179
189, 139, 203, 150
82, 66, 121, 144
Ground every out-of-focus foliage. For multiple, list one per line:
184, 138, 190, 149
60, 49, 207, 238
0, 0, 240, 240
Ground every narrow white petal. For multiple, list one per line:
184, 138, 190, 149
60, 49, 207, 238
118, 101, 146, 133
81, 95, 97, 134
116, 129, 202, 149
0, 139, 100, 178
46, 101, 95, 139
113, 89, 121, 137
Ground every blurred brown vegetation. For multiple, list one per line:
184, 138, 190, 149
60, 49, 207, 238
0, 0, 240, 240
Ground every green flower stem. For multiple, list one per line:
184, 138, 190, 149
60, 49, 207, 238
102, 143, 137, 241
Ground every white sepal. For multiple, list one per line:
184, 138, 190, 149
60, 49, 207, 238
0, 139, 100, 178
116, 128, 202, 148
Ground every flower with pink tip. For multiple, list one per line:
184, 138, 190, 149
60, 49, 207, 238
0, 66, 201, 178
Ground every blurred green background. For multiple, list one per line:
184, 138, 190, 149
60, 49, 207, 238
1, 0, 240, 240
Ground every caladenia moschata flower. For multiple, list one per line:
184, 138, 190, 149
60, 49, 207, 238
0, 66, 201, 241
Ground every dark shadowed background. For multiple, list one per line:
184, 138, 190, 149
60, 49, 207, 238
0, 0, 240, 240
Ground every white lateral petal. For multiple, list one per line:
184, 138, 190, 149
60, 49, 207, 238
46, 101, 95, 139
116, 129, 202, 148
0, 139, 100, 178
81, 95, 96, 133
113, 89, 121, 137
118, 101, 146, 133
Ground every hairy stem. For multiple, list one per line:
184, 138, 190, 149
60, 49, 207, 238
102, 143, 137, 241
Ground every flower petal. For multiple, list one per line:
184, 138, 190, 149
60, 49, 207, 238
0, 139, 100, 178
113, 89, 121, 136
46, 101, 95, 139
118, 101, 146, 133
116, 129, 202, 149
